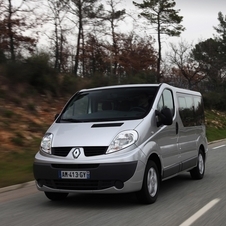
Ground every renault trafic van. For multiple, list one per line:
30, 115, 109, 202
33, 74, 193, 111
33, 83, 208, 204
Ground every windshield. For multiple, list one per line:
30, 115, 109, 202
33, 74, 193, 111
59, 87, 158, 122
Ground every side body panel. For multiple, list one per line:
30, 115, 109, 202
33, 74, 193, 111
175, 91, 206, 171
151, 86, 180, 178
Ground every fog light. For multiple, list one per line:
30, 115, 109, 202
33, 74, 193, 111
114, 181, 124, 189
37, 180, 44, 187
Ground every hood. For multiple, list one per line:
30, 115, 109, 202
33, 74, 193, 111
48, 120, 143, 147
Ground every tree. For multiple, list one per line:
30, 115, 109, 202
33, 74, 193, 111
213, 12, 226, 65
80, 32, 157, 83
0, 0, 39, 61
81, 33, 109, 76
67, 0, 104, 76
214, 12, 226, 44
45, 0, 70, 72
168, 40, 206, 89
192, 38, 226, 91
193, 13, 226, 89
101, 0, 126, 79
133, 0, 185, 82
117, 33, 157, 78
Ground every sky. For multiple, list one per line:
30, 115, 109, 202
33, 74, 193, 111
120, 0, 226, 45
37, 0, 226, 52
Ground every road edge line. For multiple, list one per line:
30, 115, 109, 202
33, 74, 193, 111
0, 181, 35, 193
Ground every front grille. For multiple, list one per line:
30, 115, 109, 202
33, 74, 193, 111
51, 147, 108, 157
52, 147, 72, 157
41, 179, 115, 190
84, 147, 107, 156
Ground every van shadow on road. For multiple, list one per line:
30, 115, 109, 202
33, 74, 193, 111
39, 173, 195, 209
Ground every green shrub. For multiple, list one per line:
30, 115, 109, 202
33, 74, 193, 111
0, 89, 5, 98
120, 71, 156, 84
5, 61, 27, 83
10, 97, 22, 105
0, 50, 6, 64
203, 92, 226, 111
4, 52, 60, 95
26, 103, 36, 111
3, 109, 14, 118
11, 132, 25, 146
25, 53, 60, 95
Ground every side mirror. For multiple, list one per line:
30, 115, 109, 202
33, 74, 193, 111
155, 108, 173, 127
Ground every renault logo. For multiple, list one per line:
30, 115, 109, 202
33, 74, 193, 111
71, 148, 81, 158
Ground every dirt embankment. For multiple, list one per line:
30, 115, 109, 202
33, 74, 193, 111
0, 91, 68, 152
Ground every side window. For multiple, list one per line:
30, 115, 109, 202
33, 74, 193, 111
178, 95, 194, 127
194, 96, 205, 125
178, 96, 186, 109
177, 94, 204, 127
157, 89, 175, 116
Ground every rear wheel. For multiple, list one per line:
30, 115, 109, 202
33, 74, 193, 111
190, 150, 205, 180
44, 192, 68, 201
136, 160, 159, 204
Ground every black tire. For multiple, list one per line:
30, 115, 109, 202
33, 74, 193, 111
44, 192, 68, 201
136, 160, 160, 204
190, 150, 205, 180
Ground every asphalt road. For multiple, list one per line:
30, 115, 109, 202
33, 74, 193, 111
0, 140, 226, 226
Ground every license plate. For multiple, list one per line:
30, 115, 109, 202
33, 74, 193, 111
60, 171, 90, 179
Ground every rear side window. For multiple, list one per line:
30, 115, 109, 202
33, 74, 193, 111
177, 93, 204, 127
194, 96, 205, 125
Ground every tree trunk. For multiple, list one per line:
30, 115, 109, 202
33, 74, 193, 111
74, 2, 82, 76
8, 0, 15, 61
157, 14, 161, 83
54, 21, 59, 71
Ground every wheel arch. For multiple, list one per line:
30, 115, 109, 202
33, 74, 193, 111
148, 153, 162, 181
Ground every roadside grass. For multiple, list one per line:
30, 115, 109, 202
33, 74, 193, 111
0, 150, 36, 188
0, 109, 225, 188
0, 139, 40, 188
206, 128, 226, 142
205, 110, 226, 142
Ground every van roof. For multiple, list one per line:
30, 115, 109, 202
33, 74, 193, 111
79, 83, 201, 96
80, 83, 161, 92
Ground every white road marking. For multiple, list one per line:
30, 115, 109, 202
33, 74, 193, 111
212, 145, 226, 150
179, 199, 220, 226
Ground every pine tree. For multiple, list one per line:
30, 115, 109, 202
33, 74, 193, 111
133, 0, 184, 82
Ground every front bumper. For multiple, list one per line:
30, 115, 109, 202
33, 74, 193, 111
33, 161, 139, 193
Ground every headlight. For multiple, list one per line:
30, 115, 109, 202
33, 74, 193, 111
40, 133, 53, 154
106, 130, 138, 154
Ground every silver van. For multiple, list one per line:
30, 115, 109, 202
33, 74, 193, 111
33, 83, 208, 204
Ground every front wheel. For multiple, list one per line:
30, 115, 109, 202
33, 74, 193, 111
190, 150, 205, 180
44, 192, 68, 201
136, 160, 159, 204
